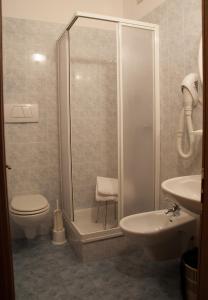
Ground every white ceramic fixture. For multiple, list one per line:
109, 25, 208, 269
10, 194, 50, 239
120, 210, 196, 260
161, 175, 202, 214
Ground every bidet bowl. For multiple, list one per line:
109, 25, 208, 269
120, 210, 195, 246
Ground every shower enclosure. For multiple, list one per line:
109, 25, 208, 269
57, 12, 160, 243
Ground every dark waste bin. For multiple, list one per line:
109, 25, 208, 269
181, 248, 198, 300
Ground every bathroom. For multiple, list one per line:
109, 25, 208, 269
1, 0, 204, 299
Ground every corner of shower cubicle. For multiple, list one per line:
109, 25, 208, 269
57, 12, 160, 261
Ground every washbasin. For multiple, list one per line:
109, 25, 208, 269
161, 175, 202, 214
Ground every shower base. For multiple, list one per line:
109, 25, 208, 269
64, 206, 137, 261
74, 205, 118, 234
71, 205, 121, 243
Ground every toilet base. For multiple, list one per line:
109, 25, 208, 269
10, 208, 50, 240
24, 227, 37, 239
23, 223, 51, 239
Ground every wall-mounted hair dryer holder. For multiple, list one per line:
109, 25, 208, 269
177, 73, 202, 159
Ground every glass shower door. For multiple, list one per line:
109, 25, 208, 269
119, 24, 159, 217
69, 19, 119, 233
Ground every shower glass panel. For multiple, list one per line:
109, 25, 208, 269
120, 25, 156, 217
69, 18, 118, 233
58, 32, 73, 223
58, 13, 159, 240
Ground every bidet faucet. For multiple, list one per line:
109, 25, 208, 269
165, 203, 180, 216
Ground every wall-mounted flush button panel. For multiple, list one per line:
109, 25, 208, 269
4, 104, 39, 123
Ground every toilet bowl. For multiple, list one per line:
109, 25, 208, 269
10, 194, 50, 239
120, 210, 196, 260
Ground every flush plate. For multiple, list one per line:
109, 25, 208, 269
4, 104, 39, 123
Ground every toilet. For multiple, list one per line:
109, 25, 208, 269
120, 210, 196, 260
10, 194, 50, 239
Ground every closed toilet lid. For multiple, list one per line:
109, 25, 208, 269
11, 194, 49, 213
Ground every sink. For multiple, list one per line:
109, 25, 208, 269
161, 175, 202, 214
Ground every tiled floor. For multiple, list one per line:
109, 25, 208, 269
13, 236, 183, 300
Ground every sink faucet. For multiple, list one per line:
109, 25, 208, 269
165, 203, 180, 216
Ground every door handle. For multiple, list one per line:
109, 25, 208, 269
6, 164, 12, 170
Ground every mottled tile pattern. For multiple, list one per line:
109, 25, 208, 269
142, 0, 202, 208
70, 26, 118, 210
3, 18, 65, 237
13, 236, 182, 300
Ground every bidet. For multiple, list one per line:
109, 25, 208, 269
120, 210, 196, 260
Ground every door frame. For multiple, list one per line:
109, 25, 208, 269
0, 1, 208, 299
0, 0, 15, 299
198, 0, 208, 298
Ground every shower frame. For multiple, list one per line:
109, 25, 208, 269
57, 12, 160, 242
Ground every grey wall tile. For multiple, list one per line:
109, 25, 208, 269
3, 18, 65, 237
143, 0, 202, 208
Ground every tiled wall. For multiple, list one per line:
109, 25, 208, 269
3, 18, 64, 237
3, 18, 118, 235
4, 0, 202, 238
70, 26, 118, 210
142, 0, 202, 207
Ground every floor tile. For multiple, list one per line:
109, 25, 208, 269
13, 236, 183, 300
